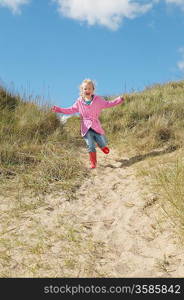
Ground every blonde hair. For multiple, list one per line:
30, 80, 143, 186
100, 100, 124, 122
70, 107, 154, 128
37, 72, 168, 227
79, 79, 96, 97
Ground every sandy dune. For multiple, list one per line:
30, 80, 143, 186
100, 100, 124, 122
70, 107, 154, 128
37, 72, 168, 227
1, 147, 184, 277
70, 148, 184, 277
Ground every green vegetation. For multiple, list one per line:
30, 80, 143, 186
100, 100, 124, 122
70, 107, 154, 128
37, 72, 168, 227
0, 86, 86, 197
151, 157, 184, 242
101, 81, 184, 153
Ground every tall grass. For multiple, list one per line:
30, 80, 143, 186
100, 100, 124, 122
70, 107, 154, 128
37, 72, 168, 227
100, 80, 184, 154
151, 156, 184, 241
0, 86, 86, 196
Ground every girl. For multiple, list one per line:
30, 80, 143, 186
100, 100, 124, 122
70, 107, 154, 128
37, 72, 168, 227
51, 79, 124, 169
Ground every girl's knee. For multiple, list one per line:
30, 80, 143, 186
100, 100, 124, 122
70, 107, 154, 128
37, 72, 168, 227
87, 145, 96, 152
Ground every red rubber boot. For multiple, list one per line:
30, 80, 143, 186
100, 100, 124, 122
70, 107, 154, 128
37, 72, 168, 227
89, 152, 97, 169
100, 146, 110, 154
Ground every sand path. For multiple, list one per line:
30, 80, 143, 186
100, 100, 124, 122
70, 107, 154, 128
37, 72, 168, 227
67, 148, 184, 277
1, 148, 184, 277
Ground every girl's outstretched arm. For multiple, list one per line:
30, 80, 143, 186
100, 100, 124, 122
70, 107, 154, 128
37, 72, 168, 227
51, 102, 79, 114
100, 96, 124, 109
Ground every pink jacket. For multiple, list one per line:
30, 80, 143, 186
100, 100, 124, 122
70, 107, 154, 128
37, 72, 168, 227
53, 95, 124, 136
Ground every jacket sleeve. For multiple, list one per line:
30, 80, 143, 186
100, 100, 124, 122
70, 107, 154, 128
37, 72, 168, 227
52, 101, 79, 114
99, 96, 124, 109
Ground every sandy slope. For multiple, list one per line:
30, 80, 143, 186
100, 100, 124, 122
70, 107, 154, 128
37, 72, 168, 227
71, 148, 184, 277
1, 147, 184, 277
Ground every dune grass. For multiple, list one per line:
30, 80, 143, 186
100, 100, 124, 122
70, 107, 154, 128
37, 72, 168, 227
101, 81, 184, 154
149, 153, 184, 242
0, 87, 87, 198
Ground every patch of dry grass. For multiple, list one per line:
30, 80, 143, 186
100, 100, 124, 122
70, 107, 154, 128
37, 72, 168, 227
0, 192, 111, 277
0, 87, 86, 198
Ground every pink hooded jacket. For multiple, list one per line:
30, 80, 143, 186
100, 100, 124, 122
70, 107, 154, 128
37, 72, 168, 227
53, 95, 124, 136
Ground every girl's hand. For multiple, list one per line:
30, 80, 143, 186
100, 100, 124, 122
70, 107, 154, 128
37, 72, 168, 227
51, 105, 59, 112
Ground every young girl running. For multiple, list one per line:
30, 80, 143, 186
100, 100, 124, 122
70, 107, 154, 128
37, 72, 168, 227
51, 79, 125, 169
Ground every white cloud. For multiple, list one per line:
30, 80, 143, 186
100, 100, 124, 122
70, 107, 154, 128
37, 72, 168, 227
165, 0, 184, 10
53, 0, 153, 30
178, 61, 184, 71
0, 0, 30, 14
177, 47, 184, 72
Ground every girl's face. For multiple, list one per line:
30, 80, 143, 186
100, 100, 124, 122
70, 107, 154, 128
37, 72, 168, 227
82, 83, 94, 98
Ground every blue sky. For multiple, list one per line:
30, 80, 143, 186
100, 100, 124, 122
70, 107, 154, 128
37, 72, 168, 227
0, 0, 184, 107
